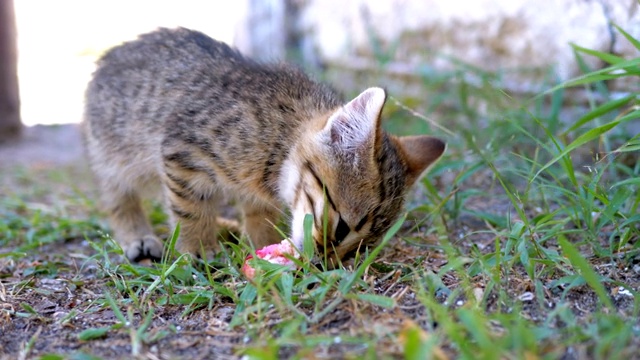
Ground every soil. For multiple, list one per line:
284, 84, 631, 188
0, 125, 86, 169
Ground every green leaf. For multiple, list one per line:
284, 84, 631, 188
230, 284, 257, 327
564, 73, 630, 87
463, 210, 507, 228
163, 222, 181, 264
144, 253, 188, 298
401, 322, 431, 360
77, 327, 110, 341
168, 292, 211, 305
303, 213, 315, 261
537, 57, 640, 97
534, 120, 621, 181
564, 94, 635, 134
242, 343, 279, 360
571, 43, 625, 65
38, 355, 65, 360
611, 178, 640, 188
0, 251, 26, 258
20, 302, 38, 316
278, 272, 294, 306
613, 24, 640, 51
137, 308, 155, 337
558, 235, 614, 309
104, 292, 127, 325
615, 133, 640, 153
351, 293, 396, 308
457, 308, 492, 349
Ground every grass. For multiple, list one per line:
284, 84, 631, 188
1, 26, 639, 359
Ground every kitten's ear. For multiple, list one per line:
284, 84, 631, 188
323, 87, 386, 153
396, 135, 446, 185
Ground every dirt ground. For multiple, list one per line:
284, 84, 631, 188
0, 125, 86, 169
0, 125, 638, 359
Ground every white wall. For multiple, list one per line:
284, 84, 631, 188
298, 0, 640, 91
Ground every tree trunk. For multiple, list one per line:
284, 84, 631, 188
0, 0, 21, 142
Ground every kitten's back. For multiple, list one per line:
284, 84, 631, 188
85, 28, 245, 140
85, 27, 341, 155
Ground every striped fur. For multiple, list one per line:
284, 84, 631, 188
83, 28, 445, 262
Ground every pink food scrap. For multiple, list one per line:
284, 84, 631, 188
241, 240, 300, 279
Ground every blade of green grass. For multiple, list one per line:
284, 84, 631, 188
536, 57, 640, 97
563, 94, 635, 134
77, 327, 110, 341
571, 43, 626, 65
558, 235, 614, 309
347, 293, 396, 308
104, 292, 127, 325
533, 119, 621, 181
613, 23, 640, 50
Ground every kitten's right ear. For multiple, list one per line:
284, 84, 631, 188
397, 135, 446, 185
323, 87, 386, 155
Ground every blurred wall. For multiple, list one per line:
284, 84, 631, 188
237, 0, 640, 94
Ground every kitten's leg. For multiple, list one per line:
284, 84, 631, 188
216, 217, 241, 242
102, 189, 164, 262
164, 185, 221, 259
241, 201, 283, 249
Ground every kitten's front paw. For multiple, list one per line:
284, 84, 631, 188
125, 235, 164, 262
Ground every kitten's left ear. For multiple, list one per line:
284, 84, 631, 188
396, 135, 446, 185
323, 87, 386, 153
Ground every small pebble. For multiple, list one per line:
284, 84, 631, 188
435, 287, 451, 299
617, 287, 633, 298
473, 288, 484, 303
518, 292, 534, 302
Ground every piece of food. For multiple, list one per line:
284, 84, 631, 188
241, 240, 299, 279
242, 239, 300, 279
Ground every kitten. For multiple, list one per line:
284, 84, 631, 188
83, 28, 445, 262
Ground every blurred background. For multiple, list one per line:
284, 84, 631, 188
2, 3, 640, 358
12, 0, 243, 127
1, 0, 639, 131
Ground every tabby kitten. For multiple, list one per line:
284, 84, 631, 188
83, 28, 445, 262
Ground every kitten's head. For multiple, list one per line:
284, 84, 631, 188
281, 87, 445, 263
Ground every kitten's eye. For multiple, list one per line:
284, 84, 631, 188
354, 215, 368, 232
335, 216, 350, 244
